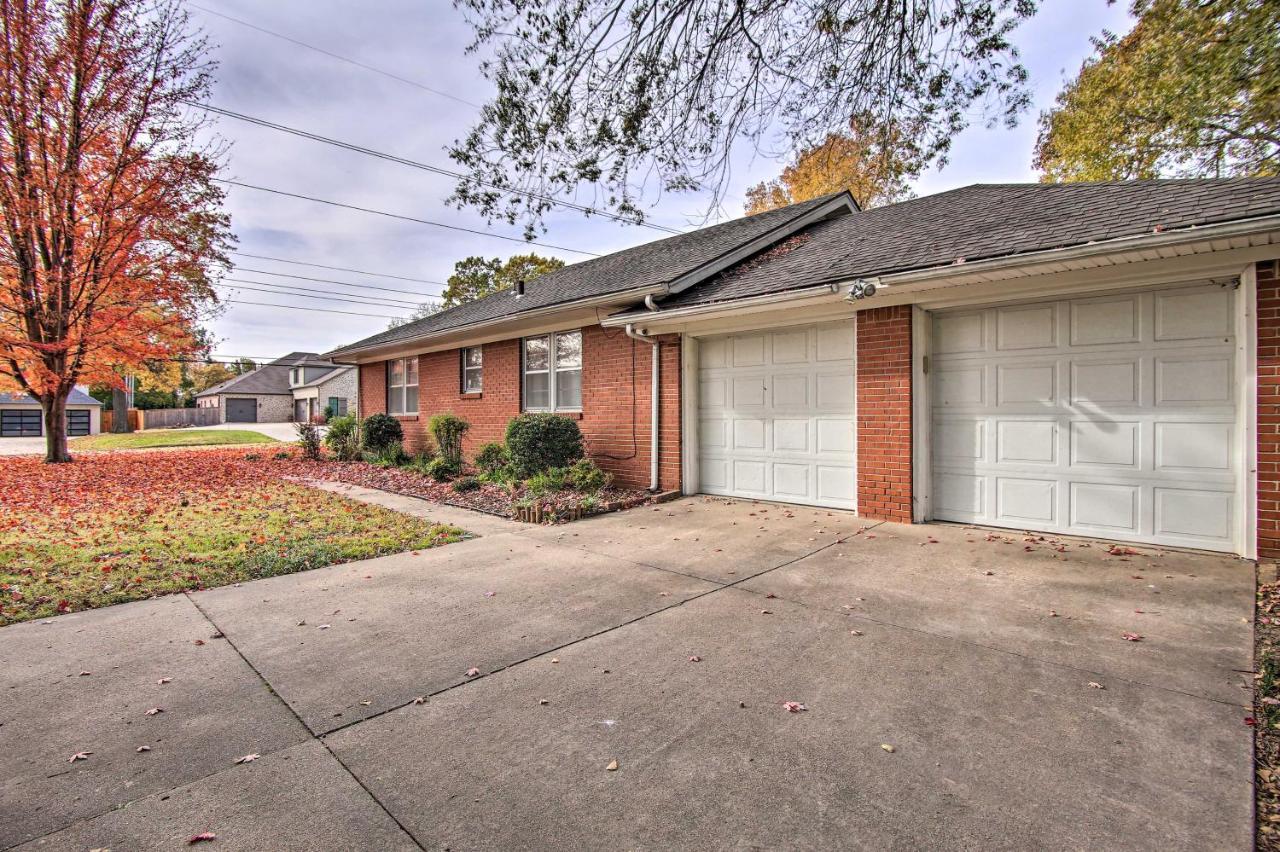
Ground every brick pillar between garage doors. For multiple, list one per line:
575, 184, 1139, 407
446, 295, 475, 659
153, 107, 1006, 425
1257, 259, 1280, 558
856, 306, 913, 523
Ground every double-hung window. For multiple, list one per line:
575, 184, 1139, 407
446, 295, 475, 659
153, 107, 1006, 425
523, 330, 582, 411
461, 346, 483, 393
386, 357, 418, 415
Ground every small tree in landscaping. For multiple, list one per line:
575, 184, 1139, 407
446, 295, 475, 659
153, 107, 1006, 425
505, 414, 584, 477
428, 413, 470, 466
294, 421, 322, 461
324, 414, 361, 461
361, 413, 403, 453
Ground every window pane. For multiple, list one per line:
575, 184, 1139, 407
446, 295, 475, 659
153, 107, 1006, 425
389, 386, 404, 414
389, 358, 404, 385
524, 336, 549, 371
404, 386, 418, 413
405, 357, 418, 386
465, 347, 482, 368
524, 371, 549, 409
556, 368, 582, 409
464, 368, 483, 393
555, 331, 582, 368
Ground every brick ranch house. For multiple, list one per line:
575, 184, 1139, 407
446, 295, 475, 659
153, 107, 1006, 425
329, 179, 1280, 559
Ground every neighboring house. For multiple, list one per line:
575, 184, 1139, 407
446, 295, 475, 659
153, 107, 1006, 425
0, 387, 102, 438
194, 352, 357, 424
328, 178, 1280, 560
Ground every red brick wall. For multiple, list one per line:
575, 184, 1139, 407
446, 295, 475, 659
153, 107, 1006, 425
357, 324, 681, 491
1258, 259, 1280, 557
857, 306, 913, 523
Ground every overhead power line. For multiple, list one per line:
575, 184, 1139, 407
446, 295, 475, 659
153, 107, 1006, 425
215, 179, 602, 257
228, 266, 441, 297
220, 299, 402, 320
217, 280, 429, 309
193, 102, 685, 236
222, 273, 439, 303
187, 3, 481, 109
228, 251, 446, 286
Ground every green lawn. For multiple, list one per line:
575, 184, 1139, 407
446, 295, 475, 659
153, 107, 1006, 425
0, 450, 465, 625
70, 429, 279, 451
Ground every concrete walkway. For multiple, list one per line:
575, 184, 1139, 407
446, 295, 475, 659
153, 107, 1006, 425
0, 494, 1255, 850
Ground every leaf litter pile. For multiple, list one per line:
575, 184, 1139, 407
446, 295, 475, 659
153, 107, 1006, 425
0, 450, 463, 625
1256, 575, 1280, 847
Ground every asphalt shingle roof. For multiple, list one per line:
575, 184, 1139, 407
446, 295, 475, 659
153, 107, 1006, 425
654, 179, 1280, 310
0, 388, 101, 406
328, 193, 850, 356
195, 365, 295, 397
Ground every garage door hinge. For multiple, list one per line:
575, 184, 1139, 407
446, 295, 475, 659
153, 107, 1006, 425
922, 355, 930, 375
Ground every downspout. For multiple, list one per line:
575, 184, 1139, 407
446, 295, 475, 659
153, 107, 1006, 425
625, 324, 660, 491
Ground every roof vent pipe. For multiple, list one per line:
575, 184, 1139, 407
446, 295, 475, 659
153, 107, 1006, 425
624, 323, 660, 492
514, 280, 525, 298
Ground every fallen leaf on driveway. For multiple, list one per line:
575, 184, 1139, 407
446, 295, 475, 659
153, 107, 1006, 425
1122, 632, 1143, 642
688, 656, 702, 662
760, 609, 772, 615
850, 630, 863, 636
606, 759, 619, 771
137, 745, 151, 752
413, 696, 427, 705
881, 744, 896, 753
466, 667, 481, 677
235, 754, 260, 764
68, 751, 92, 762
157, 677, 172, 685
145, 707, 164, 716
318, 624, 330, 630
550, 658, 559, 664
78, 671, 91, 676
1109, 545, 1140, 556
1088, 682, 1105, 690
188, 832, 216, 844
192, 639, 205, 646
783, 701, 807, 713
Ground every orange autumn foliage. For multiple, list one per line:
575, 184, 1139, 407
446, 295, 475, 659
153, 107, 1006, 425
0, 0, 232, 461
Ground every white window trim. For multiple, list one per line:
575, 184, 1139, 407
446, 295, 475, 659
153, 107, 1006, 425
522, 330, 582, 412
462, 346, 483, 393
386, 357, 418, 415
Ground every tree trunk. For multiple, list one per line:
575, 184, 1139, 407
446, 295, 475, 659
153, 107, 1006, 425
111, 387, 132, 433
42, 392, 71, 463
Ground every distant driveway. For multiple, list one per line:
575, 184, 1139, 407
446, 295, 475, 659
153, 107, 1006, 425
0, 436, 45, 456
0, 495, 1255, 850
181, 421, 303, 441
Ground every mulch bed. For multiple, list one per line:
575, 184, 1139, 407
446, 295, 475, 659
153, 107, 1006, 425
1257, 573, 1280, 847
281, 456, 654, 523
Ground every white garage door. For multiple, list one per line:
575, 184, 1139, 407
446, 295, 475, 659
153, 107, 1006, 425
698, 321, 857, 509
930, 281, 1239, 552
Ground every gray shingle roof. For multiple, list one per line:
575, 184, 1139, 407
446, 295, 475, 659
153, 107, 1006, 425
195, 365, 295, 397
0, 388, 101, 406
328, 192, 850, 357
653, 178, 1280, 310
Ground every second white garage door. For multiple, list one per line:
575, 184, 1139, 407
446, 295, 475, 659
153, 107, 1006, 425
930, 281, 1239, 552
698, 321, 857, 509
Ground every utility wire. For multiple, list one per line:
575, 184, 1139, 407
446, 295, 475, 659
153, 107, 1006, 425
227, 250, 444, 285
228, 266, 443, 297
193, 102, 685, 236
221, 276, 436, 307
215, 179, 601, 257
187, 3, 481, 109
220, 299, 402, 320
216, 280, 426, 309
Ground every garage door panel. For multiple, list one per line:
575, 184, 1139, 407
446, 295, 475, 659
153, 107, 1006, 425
932, 282, 1238, 552
935, 312, 986, 354
698, 321, 855, 511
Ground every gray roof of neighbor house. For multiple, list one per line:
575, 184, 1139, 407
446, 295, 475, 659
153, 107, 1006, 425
0, 388, 101, 406
327, 192, 852, 358
195, 352, 340, 398
293, 365, 353, 389
648, 178, 1280, 311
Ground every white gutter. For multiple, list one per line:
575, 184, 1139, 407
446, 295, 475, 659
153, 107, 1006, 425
866, 213, 1280, 289
603, 283, 840, 327
624, 323, 660, 491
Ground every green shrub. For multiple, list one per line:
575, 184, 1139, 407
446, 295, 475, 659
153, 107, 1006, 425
362, 413, 403, 452
425, 456, 461, 481
244, 452, 261, 461
566, 458, 610, 493
273, 450, 292, 460
294, 421, 323, 461
505, 414, 583, 477
473, 442, 510, 476
325, 414, 361, 461
452, 475, 481, 493
428, 413, 470, 466
365, 440, 404, 467
526, 467, 568, 496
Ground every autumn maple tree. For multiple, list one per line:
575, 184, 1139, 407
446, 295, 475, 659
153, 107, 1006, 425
0, 0, 231, 462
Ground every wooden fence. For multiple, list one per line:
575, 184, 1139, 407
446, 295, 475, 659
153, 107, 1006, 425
138, 407, 220, 430
100, 408, 141, 432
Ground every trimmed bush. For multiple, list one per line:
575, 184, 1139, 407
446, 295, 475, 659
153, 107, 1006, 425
452, 475, 481, 493
526, 467, 568, 496
365, 440, 404, 467
425, 456, 461, 482
566, 458, 610, 494
294, 421, 323, 461
505, 414, 583, 477
429, 413, 470, 466
325, 414, 361, 461
362, 413, 403, 452
473, 442, 509, 477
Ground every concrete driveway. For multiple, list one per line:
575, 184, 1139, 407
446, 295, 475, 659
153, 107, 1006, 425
177, 421, 304, 441
0, 494, 1254, 850
0, 436, 45, 456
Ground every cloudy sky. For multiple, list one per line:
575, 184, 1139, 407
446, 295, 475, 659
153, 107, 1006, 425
193, 0, 1136, 362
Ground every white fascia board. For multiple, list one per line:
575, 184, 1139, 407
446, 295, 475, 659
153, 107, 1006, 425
601, 283, 842, 331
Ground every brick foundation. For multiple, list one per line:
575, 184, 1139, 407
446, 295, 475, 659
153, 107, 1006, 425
358, 324, 681, 491
856, 306, 913, 522
1258, 259, 1280, 557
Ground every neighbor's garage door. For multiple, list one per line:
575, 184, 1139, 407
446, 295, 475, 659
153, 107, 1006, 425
226, 398, 257, 423
66, 410, 90, 436
698, 320, 857, 509
930, 281, 1238, 552
1, 409, 41, 437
